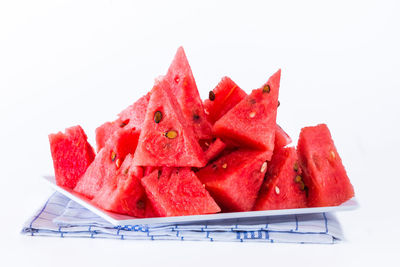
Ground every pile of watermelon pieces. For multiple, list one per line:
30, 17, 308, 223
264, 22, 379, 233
49, 47, 355, 218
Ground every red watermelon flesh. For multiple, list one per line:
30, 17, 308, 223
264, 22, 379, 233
92, 154, 154, 217
141, 168, 220, 217
143, 166, 158, 177
213, 69, 281, 151
196, 149, 272, 212
133, 79, 206, 167
95, 122, 120, 152
297, 124, 354, 207
49, 125, 95, 189
74, 127, 140, 199
165, 47, 212, 140
253, 147, 307, 211
117, 92, 151, 130
202, 138, 227, 163
274, 124, 292, 151
204, 76, 247, 125
95, 93, 150, 151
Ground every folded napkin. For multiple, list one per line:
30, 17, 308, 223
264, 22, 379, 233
21, 192, 343, 243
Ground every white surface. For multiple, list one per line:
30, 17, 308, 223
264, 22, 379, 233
44, 175, 359, 225
1, 0, 399, 266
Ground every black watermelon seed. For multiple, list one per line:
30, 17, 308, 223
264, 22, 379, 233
154, 111, 163, 123
262, 84, 271, 93
209, 91, 215, 101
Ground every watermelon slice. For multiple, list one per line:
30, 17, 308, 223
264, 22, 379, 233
49, 125, 95, 189
133, 79, 206, 167
253, 147, 307, 211
92, 154, 146, 217
143, 166, 158, 177
74, 127, 140, 199
203, 76, 247, 124
165, 47, 212, 140
95, 93, 150, 151
117, 92, 151, 130
274, 124, 292, 151
203, 138, 227, 163
95, 122, 121, 152
92, 154, 155, 218
213, 69, 281, 151
141, 168, 221, 217
196, 149, 272, 212
297, 124, 355, 207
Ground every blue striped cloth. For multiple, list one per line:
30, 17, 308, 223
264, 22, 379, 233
21, 192, 343, 243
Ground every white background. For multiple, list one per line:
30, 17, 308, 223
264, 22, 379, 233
1, 0, 399, 266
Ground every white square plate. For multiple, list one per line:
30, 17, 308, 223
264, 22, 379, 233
43, 176, 359, 226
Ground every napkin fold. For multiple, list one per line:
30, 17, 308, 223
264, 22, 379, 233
21, 192, 343, 243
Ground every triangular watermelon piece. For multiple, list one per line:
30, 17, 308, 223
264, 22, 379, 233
117, 92, 151, 130
201, 138, 227, 163
165, 47, 212, 140
49, 125, 95, 189
133, 79, 206, 167
143, 166, 158, 177
203, 76, 247, 125
92, 154, 155, 218
196, 149, 272, 212
274, 124, 292, 151
74, 127, 140, 199
213, 69, 281, 151
141, 168, 220, 217
297, 124, 354, 207
95, 93, 151, 151
253, 147, 307, 211
95, 122, 120, 152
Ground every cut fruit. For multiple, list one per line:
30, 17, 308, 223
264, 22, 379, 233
200, 138, 227, 163
133, 78, 206, 167
49, 125, 95, 189
143, 166, 158, 177
253, 147, 307, 211
203, 138, 227, 163
117, 92, 151, 130
196, 149, 272, 212
74, 127, 140, 199
92, 154, 154, 218
213, 69, 281, 151
203, 76, 247, 124
274, 124, 292, 151
95, 93, 150, 151
141, 168, 221, 217
47, 48, 356, 218
95, 122, 120, 152
165, 47, 212, 140
297, 124, 355, 207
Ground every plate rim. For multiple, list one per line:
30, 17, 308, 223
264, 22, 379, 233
43, 175, 359, 226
